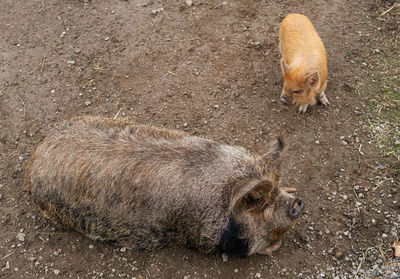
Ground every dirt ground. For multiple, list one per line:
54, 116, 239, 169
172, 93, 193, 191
1, 0, 399, 278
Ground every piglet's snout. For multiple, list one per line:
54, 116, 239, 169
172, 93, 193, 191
289, 198, 304, 219
280, 95, 292, 105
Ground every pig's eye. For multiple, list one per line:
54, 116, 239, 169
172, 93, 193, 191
292, 90, 302, 94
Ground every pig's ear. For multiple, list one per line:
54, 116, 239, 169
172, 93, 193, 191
261, 137, 284, 161
306, 71, 319, 87
231, 179, 276, 211
280, 58, 290, 74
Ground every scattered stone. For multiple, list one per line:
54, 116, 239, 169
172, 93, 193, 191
255, 273, 261, 278
377, 164, 385, 170
333, 246, 343, 259
221, 253, 228, 262
54, 269, 60, 275
16, 232, 25, 242
89, 244, 94, 249
67, 60, 75, 65
152, 8, 164, 15
85, 101, 92, 106
185, 0, 193, 7
120, 247, 127, 252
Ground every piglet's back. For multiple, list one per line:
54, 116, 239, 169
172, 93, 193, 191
279, 13, 327, 75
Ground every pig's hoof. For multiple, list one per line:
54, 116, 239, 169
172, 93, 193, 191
282, 187, 297, 193
299, 104, 308, 113
260, 239, 282, 256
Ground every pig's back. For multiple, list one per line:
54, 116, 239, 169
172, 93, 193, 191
26, 116, 263, 251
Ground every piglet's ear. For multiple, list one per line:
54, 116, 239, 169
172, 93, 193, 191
280, 58, 290, 74
231, 179, 276, 212
306, 71, 319, 87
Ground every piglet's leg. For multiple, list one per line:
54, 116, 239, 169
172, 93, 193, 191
298, 104, 309, 113
318, 91, 330, 106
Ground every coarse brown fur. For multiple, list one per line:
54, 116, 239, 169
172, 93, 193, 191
26, 116, 303, 256
279, 13, 330, 113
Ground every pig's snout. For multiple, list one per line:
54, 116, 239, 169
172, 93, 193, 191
280, 95, 292, 105
289, 198, 304, 219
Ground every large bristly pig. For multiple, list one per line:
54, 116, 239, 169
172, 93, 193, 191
26, 116, 304, 257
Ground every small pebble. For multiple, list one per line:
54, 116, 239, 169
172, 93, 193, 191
333, 246, 343, 259
89, 244, 94, 249
16, 232, 25, 242
152, 8, 164, 14
54, 269, 60, 275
